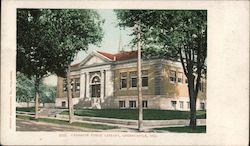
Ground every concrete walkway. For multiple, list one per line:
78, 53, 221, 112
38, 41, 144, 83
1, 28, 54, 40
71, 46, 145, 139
55, 114, 206, 130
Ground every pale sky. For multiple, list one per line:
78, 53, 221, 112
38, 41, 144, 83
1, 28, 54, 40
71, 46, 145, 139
44, 9, 133, 86
72, 9, 133, 64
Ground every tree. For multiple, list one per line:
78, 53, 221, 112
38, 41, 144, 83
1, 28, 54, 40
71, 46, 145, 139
16, 72, 35, 107
17, 9, 54, 119
115, 10, 207, 129
39, 84, 56, 106
39, 9, 104, 123
16, 72, 56, 107
17, 9, 104, 122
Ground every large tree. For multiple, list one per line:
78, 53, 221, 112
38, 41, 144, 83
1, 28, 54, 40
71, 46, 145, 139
17, 9, 104, 121
115, 10, 207, 129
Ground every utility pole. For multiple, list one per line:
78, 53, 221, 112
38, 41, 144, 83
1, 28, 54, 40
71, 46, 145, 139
136, 21, 143, 132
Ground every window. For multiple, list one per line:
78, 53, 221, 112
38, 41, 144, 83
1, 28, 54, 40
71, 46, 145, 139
170, 70, 176, 82
199, 81, 204, 92
119, 101, 126, 108
177, 72, 183, 83
185, 78, 188, 84
120, 72, 127, 89
63, 78, 74, 91
142, 70, 149, 87
171, 101, 177, 109
75, 78, 80, 91
62, 101, 66, 107
142, 100, 148, 108
130, 71, 137, 88
70, 79, 74, 91
200, 102, 205, 110
187, 102, 190, 109
179, 101, 184, 109
63, 79, 67, 91
129, 101, 136, 108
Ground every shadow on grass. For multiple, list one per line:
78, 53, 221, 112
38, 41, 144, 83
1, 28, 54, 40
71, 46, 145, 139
60, 109, 206, 120
154, 125, 206, 133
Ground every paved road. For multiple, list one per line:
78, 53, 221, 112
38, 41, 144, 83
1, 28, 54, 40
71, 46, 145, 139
16, 119, 100, 132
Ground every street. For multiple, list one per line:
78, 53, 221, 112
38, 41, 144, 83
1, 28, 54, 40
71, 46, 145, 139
16, 118, 100, 132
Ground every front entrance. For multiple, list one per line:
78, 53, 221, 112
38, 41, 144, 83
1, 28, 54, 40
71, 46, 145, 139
91, 76, 101, 98
90, 76, 101, 109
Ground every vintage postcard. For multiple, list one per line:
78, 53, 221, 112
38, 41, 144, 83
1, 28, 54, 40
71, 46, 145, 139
1, 0, 249, 145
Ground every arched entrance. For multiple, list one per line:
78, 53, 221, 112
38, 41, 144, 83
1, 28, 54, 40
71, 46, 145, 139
91, 76, 101, 98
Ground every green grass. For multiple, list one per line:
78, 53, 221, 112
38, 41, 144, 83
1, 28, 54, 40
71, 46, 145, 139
154, 125, 206, 133
16, 107, 35, 112
60, 109, 206, 120
16, 115, 117, 130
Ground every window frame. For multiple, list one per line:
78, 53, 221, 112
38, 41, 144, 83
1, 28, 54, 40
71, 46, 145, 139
129, 100, 136, 109
75, 78, 80, 92
142, 70, 149, 87
142, 100, 148, 108
119, 100, 126, 108
170, 70, 177, 83
120, 72, 127, 90
179, 101, 184, 109
130, 71, 137, 88
171, 100, 177, 109
177, 72, 183, 84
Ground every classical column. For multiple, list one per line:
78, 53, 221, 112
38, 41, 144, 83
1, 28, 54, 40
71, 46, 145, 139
105, 69, 113, 97
86, 72, 90, 99
80, 72, 85, 98
100, 70, 105, 102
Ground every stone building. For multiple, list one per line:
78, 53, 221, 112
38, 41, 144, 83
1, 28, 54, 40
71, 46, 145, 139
56, 50, 206, 111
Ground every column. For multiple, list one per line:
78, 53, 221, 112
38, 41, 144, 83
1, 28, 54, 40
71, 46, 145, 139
80, 72, 85, 98
100, 70, 105, 102
105, 70, 113, 97
86, 72, 90, 99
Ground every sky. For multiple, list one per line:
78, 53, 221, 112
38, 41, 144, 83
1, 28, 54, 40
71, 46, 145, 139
71, 9, 133, 64
44, 9, 133, 86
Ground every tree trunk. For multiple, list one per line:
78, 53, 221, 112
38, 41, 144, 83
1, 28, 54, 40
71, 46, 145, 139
35, 91, 39, 119
27, 101, 29, 107
67, 65, 74, 124
188, 75, 197, 130
34, 78, 41, 119
189, 93, 197, 130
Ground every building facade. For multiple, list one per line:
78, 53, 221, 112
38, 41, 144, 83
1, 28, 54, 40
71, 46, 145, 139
56, 50, 206, 111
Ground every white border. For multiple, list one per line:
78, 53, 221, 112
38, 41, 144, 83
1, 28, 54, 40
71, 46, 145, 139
1, 0, 249, 145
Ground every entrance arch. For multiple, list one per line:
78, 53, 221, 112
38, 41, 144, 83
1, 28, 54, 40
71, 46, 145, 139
90, 76, 101, 98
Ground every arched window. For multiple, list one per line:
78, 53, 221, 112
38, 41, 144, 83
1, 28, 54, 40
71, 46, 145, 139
92, 76, 100, 84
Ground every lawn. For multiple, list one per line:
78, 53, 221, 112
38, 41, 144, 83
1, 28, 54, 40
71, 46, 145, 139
154, 125, 206, 133
60, 109, 206, 120
16, 115, 117, 130
16, 107, 35, 112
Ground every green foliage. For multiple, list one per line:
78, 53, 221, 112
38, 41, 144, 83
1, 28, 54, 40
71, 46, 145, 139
16, 72, 35, 103
16, 72, 56, 103
17, 9, 104, 78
